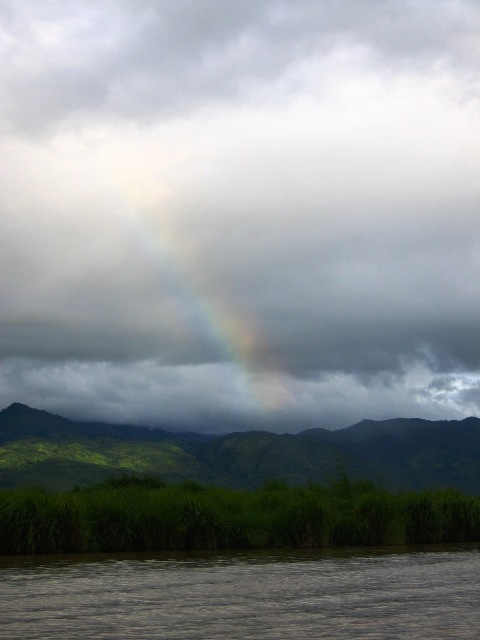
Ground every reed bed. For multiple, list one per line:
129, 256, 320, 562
1, 475, 479, 555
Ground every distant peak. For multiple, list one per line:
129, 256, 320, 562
0, 403, 67, 421
2, 402, 34, 412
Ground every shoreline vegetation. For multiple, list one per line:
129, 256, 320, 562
1, 474, 479, 556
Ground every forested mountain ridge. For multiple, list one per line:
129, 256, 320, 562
1, 403, 479, 493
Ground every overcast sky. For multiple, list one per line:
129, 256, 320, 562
1, 0, 479, 432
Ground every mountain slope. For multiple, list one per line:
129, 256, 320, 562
1, 404, 480, 492
197, 431, 341, 488
0, 403, 213, 490
300, 417, 480, 493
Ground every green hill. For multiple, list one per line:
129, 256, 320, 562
1, 403, 480, 492
301, 417, 480, 493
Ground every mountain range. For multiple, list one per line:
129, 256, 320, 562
1, 402, 479, 493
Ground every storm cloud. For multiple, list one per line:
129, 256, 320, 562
0, 0, 479, 431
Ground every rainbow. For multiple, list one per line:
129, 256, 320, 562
112, 204, 286, 413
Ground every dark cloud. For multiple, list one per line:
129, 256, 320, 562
0, 357, 474, 432
0, 0, 479, 429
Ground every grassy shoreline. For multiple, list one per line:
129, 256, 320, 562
1, 475, 480, 555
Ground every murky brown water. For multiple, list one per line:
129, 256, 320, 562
1, 546, 479, 639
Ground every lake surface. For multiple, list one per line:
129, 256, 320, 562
1, 546, 479, 639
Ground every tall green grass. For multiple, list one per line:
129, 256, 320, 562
1, 475, 479, 555
0, 489, 84, 554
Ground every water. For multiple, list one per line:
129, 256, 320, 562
1, 546, 479, 639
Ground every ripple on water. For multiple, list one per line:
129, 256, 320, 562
1, 546, 480, 639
